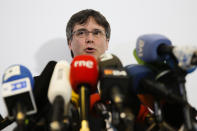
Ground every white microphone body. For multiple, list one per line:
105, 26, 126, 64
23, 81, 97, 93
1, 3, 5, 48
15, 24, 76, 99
48, 60, 72, 105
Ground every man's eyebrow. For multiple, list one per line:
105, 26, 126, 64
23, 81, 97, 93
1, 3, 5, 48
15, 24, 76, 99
75, 28, 87, 31
75, 28, 103, 31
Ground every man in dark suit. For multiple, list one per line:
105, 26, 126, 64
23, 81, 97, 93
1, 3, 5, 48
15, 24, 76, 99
31, 9, 112, 131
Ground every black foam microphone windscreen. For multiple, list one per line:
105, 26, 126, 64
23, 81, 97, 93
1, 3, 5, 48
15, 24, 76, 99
33, 61, 57, 111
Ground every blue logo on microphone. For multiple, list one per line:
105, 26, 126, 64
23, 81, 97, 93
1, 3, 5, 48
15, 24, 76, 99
11, 81, 27, 91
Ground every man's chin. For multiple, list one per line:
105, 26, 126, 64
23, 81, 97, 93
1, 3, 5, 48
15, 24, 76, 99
84, 53, 99, 60
75, 52, 99, 60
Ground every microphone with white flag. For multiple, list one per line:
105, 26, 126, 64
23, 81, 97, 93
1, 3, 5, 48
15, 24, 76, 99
1, 64, 37, 130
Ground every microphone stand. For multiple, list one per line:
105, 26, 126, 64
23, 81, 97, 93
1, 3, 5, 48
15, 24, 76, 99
61, 104, 71, 131
177, 74, 194, 131
146, 99, 177, 131
66, 102, 80, 131
50, 95, 65, 131
79, 85, 90, 131
110, 86, 135, 131
157, 67, 195, 131
0, 116, 14, 130
14, 103, 27, 131
93, 101, 110, 130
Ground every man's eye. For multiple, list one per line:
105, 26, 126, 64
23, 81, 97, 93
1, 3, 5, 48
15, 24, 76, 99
93, 30, 102, 35
76, 31, 85, 36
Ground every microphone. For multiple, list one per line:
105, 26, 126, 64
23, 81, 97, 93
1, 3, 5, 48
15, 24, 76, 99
99, 68, 129, 104
70, 55, 99, 131
125, 64, 186, 105
90, 93, 101, 112
135, 34, 197, 72
136, 34, 172, 63
71, 90, 79, 108
98, 53, 126, 104
125, 64, 154, 94
33, 61, 57, 111
0, 115, 3, 121
89, 93, 107, 119
99, 68, 140, 131
47, 60, 72, 131
98, 53, 123, 69
70, 55, 98, 93
98, 53, 140, 118
172, 46, 197, 72
98, 53, 124, 93
125, 64, 188, 129
89, 93, 110, 131
1, 65, 37, 124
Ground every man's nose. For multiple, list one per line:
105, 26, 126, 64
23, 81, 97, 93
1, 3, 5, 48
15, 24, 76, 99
85, 33, 94, 43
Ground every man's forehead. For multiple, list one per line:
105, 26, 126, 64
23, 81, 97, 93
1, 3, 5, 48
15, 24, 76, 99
73, 17, 105, 31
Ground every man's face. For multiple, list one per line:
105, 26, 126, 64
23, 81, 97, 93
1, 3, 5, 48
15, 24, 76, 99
68, 17, 109, 60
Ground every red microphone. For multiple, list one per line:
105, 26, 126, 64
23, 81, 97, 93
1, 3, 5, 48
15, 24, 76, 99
90, 93, 101, 111
89, 93, 108, 120
70, 55, 98, 93
70, 55, 99, 131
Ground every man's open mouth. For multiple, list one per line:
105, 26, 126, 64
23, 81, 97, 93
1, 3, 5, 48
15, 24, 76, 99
85, 47, 96, 53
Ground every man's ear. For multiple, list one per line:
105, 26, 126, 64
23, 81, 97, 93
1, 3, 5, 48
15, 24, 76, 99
106, 39, 109, 50
68, 40, 74, 58
68, 40, 72, 50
